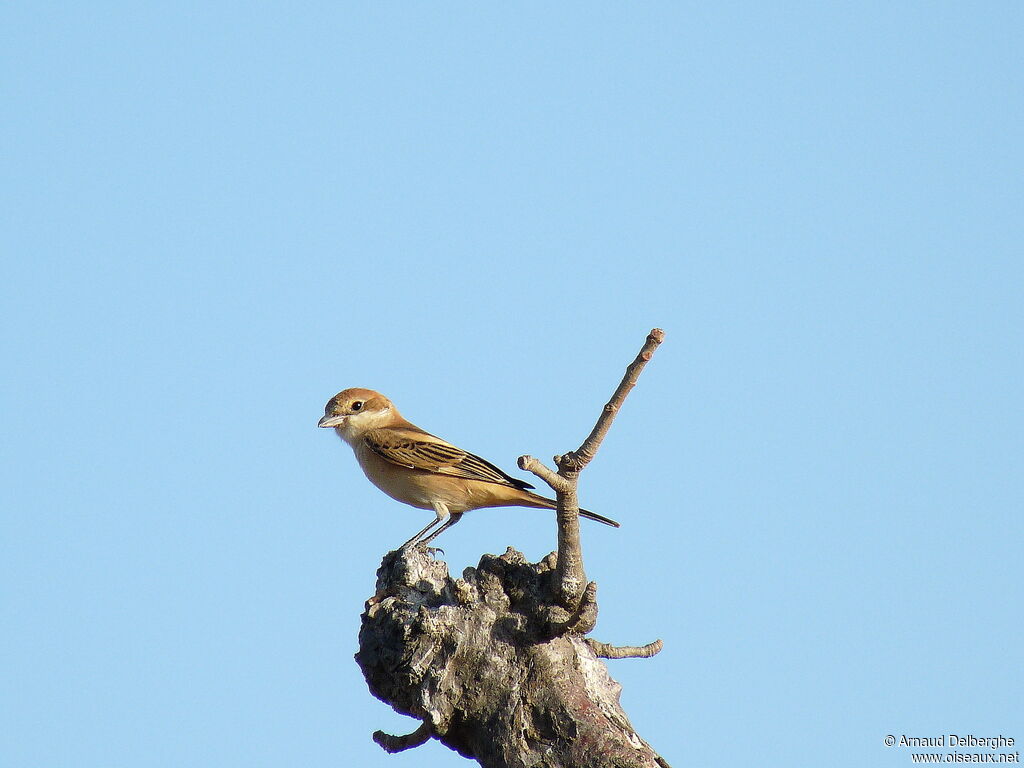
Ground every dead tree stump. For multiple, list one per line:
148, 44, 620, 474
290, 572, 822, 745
357, 546, 668, 768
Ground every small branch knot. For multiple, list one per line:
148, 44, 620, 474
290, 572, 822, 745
569, 581, 599, 635
544, 581, 598, 638
556, 452, 583, 473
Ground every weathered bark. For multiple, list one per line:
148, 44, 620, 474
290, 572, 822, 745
356, 546, 670, 768
354, 329, 669, 767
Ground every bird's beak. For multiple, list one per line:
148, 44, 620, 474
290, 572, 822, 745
318, 414, 346, 428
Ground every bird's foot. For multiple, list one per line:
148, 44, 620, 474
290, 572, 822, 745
395, 542, 444, 558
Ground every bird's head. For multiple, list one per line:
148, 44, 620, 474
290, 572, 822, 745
318, 388, 397, 443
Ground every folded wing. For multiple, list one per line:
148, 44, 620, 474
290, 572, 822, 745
362, 428, 535, 490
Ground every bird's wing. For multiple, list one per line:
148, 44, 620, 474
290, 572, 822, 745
362, 427, 534, 490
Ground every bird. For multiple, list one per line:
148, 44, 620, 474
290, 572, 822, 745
318, 388, 620, 548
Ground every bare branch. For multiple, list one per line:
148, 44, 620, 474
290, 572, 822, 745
517, 455, 571, 494
553, 486, 585, 605
372, 721, 431, 753
586, 638, 664, 659
560, 328, 665, 473
549, 328, 665, 605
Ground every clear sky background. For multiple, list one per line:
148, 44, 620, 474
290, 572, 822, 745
2, 3, 1021, 767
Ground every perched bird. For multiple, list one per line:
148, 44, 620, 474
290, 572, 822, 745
318, 388, 620, 548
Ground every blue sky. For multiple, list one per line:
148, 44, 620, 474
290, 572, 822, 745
2, 3, 1021, 767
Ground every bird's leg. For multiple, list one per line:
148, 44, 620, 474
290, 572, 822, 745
400, 502, 450, 549
419, 510, 463, 546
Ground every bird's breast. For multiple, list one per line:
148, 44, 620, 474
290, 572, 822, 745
351, 443, 461, 510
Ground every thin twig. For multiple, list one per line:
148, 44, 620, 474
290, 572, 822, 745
560, 328, 665, 472
372, 721, 432, 753
518, 455, 571, 493
586, 638, 664, 659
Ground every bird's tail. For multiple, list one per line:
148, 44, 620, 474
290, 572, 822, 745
523, 492, 621, 528
578, 507, 621, 528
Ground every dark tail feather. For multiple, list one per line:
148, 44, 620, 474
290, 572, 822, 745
523, 491, 620, 528
579, 507, 621, 528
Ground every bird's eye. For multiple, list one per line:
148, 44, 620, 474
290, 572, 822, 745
351, 401, 363, 412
